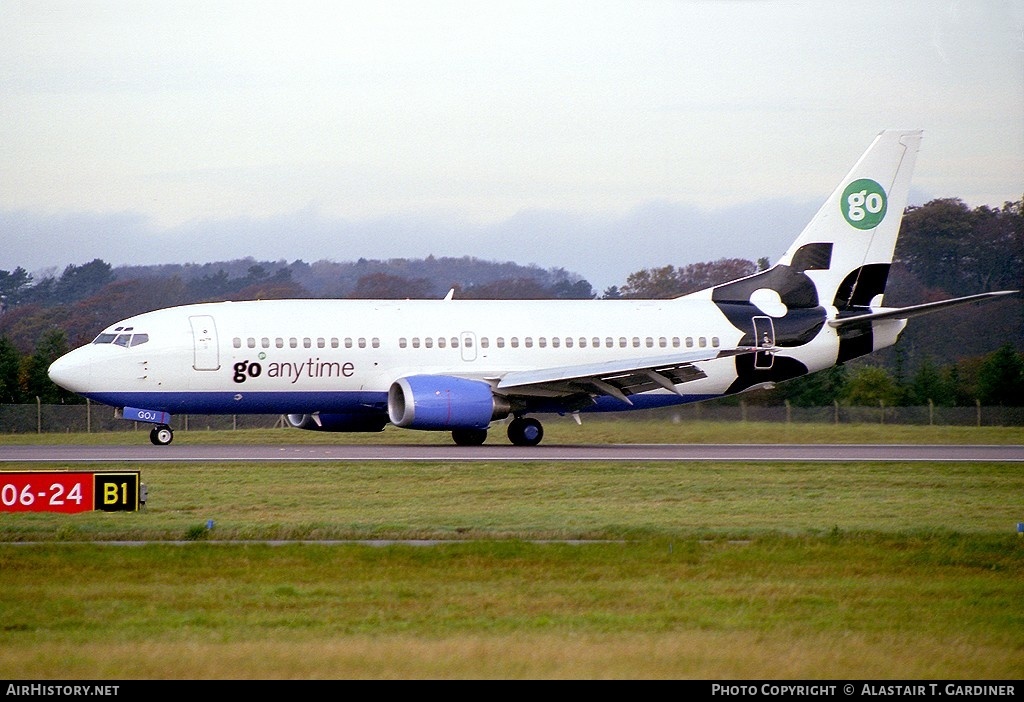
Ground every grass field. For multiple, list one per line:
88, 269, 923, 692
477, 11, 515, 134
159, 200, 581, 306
0, 421, 1022, 679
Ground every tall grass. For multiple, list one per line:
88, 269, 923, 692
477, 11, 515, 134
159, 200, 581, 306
0, 424, 1021, 679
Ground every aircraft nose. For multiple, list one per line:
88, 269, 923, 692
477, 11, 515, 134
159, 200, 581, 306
48, 350, 90, 392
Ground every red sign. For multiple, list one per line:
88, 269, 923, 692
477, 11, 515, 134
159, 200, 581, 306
0, 472, 140, 513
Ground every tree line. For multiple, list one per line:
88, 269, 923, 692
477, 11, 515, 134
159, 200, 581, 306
1, 196, 1021, 408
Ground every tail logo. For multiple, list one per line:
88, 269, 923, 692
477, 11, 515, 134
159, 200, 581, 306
841, 178, 887, 230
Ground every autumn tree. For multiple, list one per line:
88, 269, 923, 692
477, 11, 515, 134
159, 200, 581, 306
620, 259, 758, 298
348, 272, 433, 299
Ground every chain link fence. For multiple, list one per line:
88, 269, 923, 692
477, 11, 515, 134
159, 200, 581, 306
2, 400, 1023, 435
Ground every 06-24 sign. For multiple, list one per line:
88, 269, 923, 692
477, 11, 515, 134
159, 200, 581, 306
0, 471, 141, 513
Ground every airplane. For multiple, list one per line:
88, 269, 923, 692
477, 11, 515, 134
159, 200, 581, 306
47, 129, 1017, 446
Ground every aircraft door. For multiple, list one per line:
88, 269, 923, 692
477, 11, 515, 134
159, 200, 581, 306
752, 316, 775, 369
460, 332, 477, 362
189, 315, 220, 371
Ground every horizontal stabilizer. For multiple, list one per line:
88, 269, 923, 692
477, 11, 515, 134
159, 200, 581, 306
828, 290, 1019, 328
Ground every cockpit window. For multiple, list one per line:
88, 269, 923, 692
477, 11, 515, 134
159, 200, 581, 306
92, 331, 149, 347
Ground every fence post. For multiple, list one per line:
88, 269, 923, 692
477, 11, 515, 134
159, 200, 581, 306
87, 398, 91, 433
928, 399, 933, 426
785, 399, 791, 424
879, 399, 885, 424
976, 399, 981, 427
36, 396, 41, 434
834, 400, 839, 424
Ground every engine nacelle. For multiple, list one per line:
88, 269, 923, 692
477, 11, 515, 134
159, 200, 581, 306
285, 412, 387, 433
388, 375, 510, 430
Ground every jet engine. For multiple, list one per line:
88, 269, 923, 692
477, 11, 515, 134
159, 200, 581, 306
388, 375, 511, 430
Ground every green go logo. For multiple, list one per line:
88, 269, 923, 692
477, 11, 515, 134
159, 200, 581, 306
841, 179, 887, 230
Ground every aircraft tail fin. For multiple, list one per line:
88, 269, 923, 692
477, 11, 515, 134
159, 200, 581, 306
701, 130, 923, 315
777, 129, 922, 311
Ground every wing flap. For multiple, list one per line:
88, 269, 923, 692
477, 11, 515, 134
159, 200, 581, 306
495, 347, 758, 404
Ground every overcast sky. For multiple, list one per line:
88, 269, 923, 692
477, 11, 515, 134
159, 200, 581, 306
1, 0, 1021, 293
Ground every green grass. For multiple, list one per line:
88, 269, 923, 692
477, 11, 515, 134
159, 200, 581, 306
0, 422, 1021, 678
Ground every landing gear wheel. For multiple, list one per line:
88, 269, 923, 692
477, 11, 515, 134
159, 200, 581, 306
150, 424, 174, 446
507, 417, 543, 446
452, 428, 488, 446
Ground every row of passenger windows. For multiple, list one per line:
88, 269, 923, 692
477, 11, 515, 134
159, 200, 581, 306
399, 335, 720, 349
231, 335, 721, 351
233, 336, 381, 350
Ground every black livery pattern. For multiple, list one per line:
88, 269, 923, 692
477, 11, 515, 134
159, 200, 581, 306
709, 243, 890, 393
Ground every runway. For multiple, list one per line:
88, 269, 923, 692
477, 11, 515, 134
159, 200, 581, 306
1, 443, 1023, 463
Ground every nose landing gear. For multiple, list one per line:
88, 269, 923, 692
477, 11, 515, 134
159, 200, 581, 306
149, 424, 174, 446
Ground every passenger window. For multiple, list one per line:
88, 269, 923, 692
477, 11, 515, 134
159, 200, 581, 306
632, 337, 640, 348
659, 337, 667, 348
372, 338, 380, 348
289, 338, 298, 348
276, 338, 285, 348
563, 338, 571, 348
303, 338, 311, 348
524, 337, 533, 348
605, 337, 613, 348
412, 338, 420, 348
425, 338, 433, 348
480, 338, 489, 348
699, 337, 707, 348
496, 337, 505, 348
538, 338, 546, 348
646, 337, 654, 348
510, 338, 519, 348
438, 337, 446, 348
399, 338, 408, 348
231, 337, 241, 349
345, 338, 353, 349
358, 338, 367, 348
672, 337, 680, 348
330, 338, 339, 348
261, 337, 270, 348
317, 338, 326, 348
248, 338, 257, 349
712, 336, 720, 347
686, 337, 694, 348
451, 337, 459, 348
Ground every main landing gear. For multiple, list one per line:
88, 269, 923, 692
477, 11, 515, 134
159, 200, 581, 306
149, 424, 174, 446
451, 416, 544, 447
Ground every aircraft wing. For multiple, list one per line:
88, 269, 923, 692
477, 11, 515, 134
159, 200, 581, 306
494, 347, 760, 405
828, 290, 1019, 328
